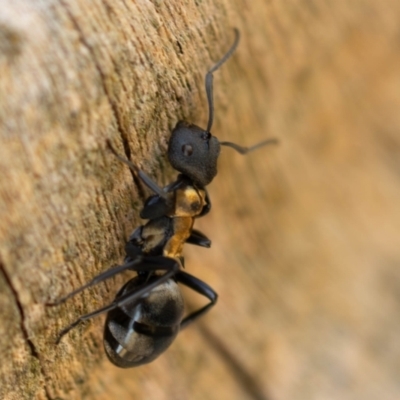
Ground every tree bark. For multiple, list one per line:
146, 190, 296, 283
1, 0, 400, 399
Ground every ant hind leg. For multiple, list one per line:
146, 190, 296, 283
53, 256, 180, 343
177, 270, 218, 329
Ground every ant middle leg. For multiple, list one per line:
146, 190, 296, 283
186, 229, 212, 248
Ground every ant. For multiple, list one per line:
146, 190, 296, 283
49, 29, 277, 367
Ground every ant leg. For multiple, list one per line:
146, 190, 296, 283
47, 259, 144, 306
205, 28, 240, 132
176, 271, 218, 329
186, 229, 211, 248
55, 256, 180, 343
106, 140, 167, 199
220, 138, 279, 154
49, 255, 177, 307
140, 176, 189, 220
198, 188, 211, 217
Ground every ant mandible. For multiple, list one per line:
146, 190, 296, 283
49, 29, 277, 367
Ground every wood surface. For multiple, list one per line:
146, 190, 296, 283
1, 0, 400, 399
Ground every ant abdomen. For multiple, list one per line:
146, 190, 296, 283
104, 276, 184, 368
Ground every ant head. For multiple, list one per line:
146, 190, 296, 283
167, 30, 241, 187
168, 121, 220, 187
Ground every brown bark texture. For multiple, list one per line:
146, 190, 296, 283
1, 0, 400, 399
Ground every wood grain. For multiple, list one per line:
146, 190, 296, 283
1, 0, 400, 399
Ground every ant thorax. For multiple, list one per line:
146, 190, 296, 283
161, 182, 208, 258
169, 181, 207, 218
162, 217, 194, 260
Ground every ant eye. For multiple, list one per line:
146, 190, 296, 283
182, 144, 193, 156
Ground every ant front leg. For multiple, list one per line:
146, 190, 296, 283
53, 256, 180, 343
106, 140, 168, 199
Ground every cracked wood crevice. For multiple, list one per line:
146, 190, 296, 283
0, 259, 53, 400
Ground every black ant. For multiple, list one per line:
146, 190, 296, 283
49, 29, 277, 367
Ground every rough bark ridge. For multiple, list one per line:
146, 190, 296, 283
1, 1, 400, 399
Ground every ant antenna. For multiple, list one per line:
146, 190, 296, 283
205, 28, 240, 133
220, 138, 279, 154
205, 29, 278, 156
